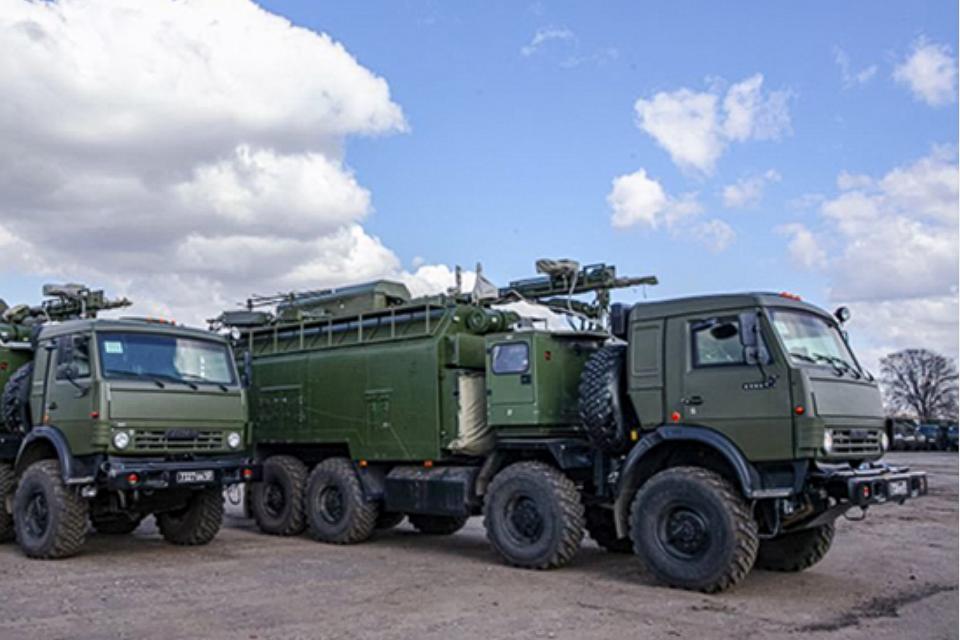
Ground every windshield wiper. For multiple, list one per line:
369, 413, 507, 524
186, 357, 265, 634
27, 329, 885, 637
180, 373, 229, 392
151, 373, 199, 390
811, 353, 861, 379
112, 371, 166, 388
789, 352, 818, 363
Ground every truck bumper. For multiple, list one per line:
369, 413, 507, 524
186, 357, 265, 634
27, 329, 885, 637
101, 456, 262, 491
812, 462, 927, 507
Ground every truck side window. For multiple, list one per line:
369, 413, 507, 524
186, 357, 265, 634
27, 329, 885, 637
491, 342, 529, 374
692, 317, 744, 367
56, 334, 92, 379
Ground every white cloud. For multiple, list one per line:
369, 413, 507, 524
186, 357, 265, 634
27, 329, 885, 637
634, 74, 791, 174
833, 47, 877, 88
893, 37, 958, 106
607, 169, 731, 251
777, 223, 827, 270
521, 26, 576, 57
780, 148, 959, 363
721, 169, 781, 208
0, 0, 475, 325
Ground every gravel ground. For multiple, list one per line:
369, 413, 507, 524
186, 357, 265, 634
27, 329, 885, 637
0, 451, 955, 640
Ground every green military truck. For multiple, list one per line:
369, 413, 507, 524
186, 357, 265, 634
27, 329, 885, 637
0, 284, 258, 559
219, 261, 926, 592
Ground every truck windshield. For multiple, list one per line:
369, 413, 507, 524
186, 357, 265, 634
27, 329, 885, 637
770, 310, 861, 374
96, 332, 236, 386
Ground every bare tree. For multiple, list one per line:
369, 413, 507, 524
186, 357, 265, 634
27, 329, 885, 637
880, 349, 958, 422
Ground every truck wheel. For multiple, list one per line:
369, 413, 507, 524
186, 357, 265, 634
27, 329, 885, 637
578, 346, 630, 454
408, 514, 468, 535
250, 455, 307, 536
304, 458, 378, 544
483, 461, 585, 570
1, 362, 33, 434
585, 505, 633, 554
375, 511, 406, 530
755, 524, 834, 572
91, 513, 143, 535
156, 488, 223, 546
629, 466, 758, 593
0, 463, 15, 543
13, 459, 88, 559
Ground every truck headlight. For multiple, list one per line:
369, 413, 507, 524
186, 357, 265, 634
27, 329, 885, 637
823, 430, 834, 454
880, 431, 890, 452
112, 431, 131, 450
226, 432, 242, 449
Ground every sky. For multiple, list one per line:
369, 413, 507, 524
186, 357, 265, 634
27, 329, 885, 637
0, 0, 957, 371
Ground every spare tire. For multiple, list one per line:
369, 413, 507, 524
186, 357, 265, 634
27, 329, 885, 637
578, 345, 630, 453
2, 362, 33, 434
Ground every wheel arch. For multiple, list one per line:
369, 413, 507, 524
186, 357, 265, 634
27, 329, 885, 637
613, 425, 761, 536
15, 426, 76, 481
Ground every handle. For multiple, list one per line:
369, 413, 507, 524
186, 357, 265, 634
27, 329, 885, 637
682, 395, 703, 406
47, 401, 58, 411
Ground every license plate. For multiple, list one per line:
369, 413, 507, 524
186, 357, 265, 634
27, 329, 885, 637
176, 470, 214, 484
888, 480, 909, 497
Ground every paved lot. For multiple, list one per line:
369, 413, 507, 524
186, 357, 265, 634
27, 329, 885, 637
0, 451, 956, 640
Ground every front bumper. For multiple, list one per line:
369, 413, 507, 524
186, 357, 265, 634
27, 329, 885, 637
101, 456, 262, 491
812, 462, 927, 507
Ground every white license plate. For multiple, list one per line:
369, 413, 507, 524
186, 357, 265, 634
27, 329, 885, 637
888, 480, 909, 497
177, 470, 214, 484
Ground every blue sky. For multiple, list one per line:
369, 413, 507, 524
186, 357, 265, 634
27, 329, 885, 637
0, 0, 957, 368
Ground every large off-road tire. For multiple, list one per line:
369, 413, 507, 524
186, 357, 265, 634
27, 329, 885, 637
304, 458, 378, 544
755, 523, 834, 572
585, 505, 633, 554
91, 513, 144, 535
250, 455, 307, 536
408, 513, 468, 535
0, 463, 15, 543
13, 459, 88, 559
2, 362, 33, 434
156, 488, 224, 546
375, 511, 406, 530
484, 461, 585, 570
578, 346, 630, 454
630, 466, 758, 593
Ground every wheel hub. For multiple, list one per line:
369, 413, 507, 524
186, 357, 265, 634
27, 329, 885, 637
24, 491, 49, 539
507, 495, 544, 543
264, 482, 285, 517
318, 485, 345, 524
660, 507, 709, 559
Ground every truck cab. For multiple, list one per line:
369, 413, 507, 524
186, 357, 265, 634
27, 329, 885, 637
1, 315, 258, 559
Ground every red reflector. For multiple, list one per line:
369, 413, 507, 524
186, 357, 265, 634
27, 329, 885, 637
0, 361, 7, 371
794, 406, 805, 416
671, 411, 681, 423
127, 473, 140, 485
861, 485, 870, 498
242, 468, 254, 479
90, 411, 100, 419
423, 460, 434, 468
544, 351, 552, 361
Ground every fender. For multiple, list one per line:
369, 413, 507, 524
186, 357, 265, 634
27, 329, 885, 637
613, 425, 768, 536
15, 426, 92, 483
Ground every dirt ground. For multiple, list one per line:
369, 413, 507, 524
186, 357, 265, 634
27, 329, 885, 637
0, 451, 955, 640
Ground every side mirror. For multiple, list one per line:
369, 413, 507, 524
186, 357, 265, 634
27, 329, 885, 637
739, 311, 770, 364
241, 351, 253, 389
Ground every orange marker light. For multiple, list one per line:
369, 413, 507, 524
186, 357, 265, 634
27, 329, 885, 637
779, 292, 802, 301
794, 406, 805, 416
671, 411, 681, 423
358, 459, 368, 468
423, 460, 434, 468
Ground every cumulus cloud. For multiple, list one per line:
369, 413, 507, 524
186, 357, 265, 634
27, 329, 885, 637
721, 169, 781, 209
833, 47, 877, 88
779, 147, 959, 364
634, 74, 791, 174
893, 37, 958, 106
607, 169, 730, 252
0, 0, 455, 325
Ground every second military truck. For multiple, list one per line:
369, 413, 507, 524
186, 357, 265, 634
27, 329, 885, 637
219, 261, 927, 592
0, 285, 257, 558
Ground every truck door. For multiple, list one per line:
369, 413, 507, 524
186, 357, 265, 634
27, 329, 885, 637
486, 336, 534, 426
667, 310, 793, 461
46, 333, 96, 454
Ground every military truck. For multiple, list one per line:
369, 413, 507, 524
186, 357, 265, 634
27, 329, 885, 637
218, 261, 927, 592
0, 284, 257, 559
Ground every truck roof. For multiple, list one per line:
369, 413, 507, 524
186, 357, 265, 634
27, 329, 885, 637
629, 292, 835, 322
37, 318, 228, 342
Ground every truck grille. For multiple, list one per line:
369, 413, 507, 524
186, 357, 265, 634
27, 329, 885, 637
830, 429, 882, 455
132, 430, 225, 451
